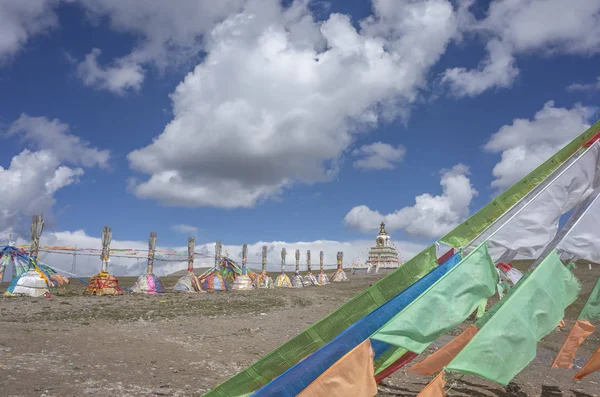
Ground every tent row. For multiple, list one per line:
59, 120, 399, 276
204, 122, 600, 396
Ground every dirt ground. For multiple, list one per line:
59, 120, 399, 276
1, 268, 599, 397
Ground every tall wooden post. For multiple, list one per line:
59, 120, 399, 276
242, 244, 248, 275
281, 248, 287, 274
101, 226, 112, 273
306, 250, 312, 273
317, 250, 330, 285
215, 240, 222, 269
332, 251, 349, 282
147, 232, 157, 275
295, 249, 300, 274
320, 251, 324, 273
187, 237, 195, 273
261, 245, 268, 274
30, 215, 44, 260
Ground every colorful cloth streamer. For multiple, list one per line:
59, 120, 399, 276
254, 272, 274, 289
317, 271, 330, 285
131, 273, 165, 294
84, 271, 124, 295
220, 257, 243, 281
200, 269, 229, 291
417, 371, 446, 397
274, 273, 292, 288
551, 275, 600, 368
409, 325, 479, 376
445, 250, 580, 385
5, 269, 50, 297
331, 268, 348, 282
372, 243, 497, 354
296, 340, 377, 397
574, 346, 600, 380
250, 252, 461, 397
303, 272, 320, 287
174, 271, 203, 293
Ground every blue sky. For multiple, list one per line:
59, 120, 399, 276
1, 0, 599, 274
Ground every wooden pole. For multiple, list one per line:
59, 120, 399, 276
295, 249, 300, 274
281, 248, 287, 274
242, 244, 248, 275
147, 232, 157, 275
261, 245, 268, 274
337, 251, 343, 270
215, 240, 222, 269
30, 215, 44, 260
187, 237, 195, 273
101, 226, 112, 273
320, 251, 324, 273
306, 250, 312, 273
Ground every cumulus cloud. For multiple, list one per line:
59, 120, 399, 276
76, 48, 145, 94
567, 76, 600, 92
0, 114, 109, 236
66, 0, 245, 92
0, 150, 83, 234
7, 113, 110, 168
128, 0, 459, 208
352, 142, 406, 170
171, 224, 198, 234
442, 0, 600, 96
4, 229, 426, 277
485, 100, 597, 191
442, 39, 519, 97
0, 0, 59, 62
344, 164, 477, 238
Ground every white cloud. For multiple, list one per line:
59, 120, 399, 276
485, 100, 597, 191
67, 0, 245, 92
352, 142, 406, 170
567, 76, 600, 92
0, 0, 59, 62
9, 229, 425, 277
76, 48, 145, 94
0, 150, 83, 233
344, 164, 477, 238
128, 0, 459, 208
171, 224, 198, 234
483, 0, 600, 54
442, 0, 600, 96
0, 114, 110, 237
442, 39, 519, 97
7, 113, 110, 168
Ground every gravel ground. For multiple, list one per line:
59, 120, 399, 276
0, 268, 599, 397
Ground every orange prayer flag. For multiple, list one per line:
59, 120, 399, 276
574, 346, 600, 380
409, 325, 478, 376
417, 371, 446, 397
297, 339, 377, 397
551, 320, 595, 369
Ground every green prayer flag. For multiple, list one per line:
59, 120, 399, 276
579, 276, 600, 323
445, 250, 580, 385
373, 346, 408, 376
371, 243, 498, 354
476, 298, 488, 319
